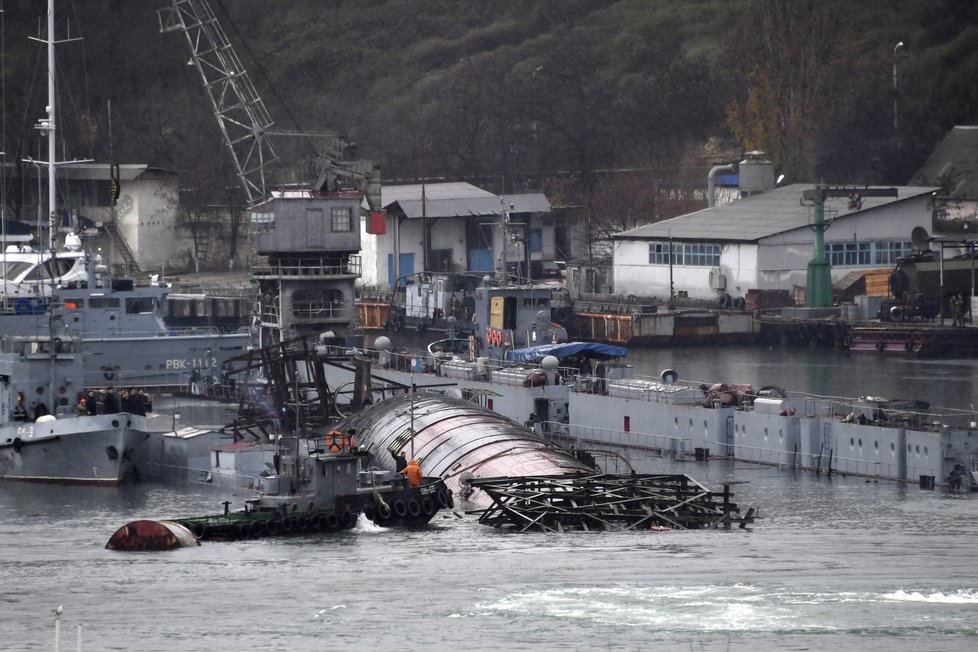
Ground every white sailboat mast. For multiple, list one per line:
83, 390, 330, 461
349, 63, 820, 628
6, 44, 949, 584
46, 0, 56, 251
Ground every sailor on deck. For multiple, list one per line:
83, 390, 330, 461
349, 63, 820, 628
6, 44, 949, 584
392, 450, 408, 472
400, 458, 423, 488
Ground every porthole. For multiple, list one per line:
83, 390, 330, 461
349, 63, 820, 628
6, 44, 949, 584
858, 438, 863, 447
850, 437, 855, 447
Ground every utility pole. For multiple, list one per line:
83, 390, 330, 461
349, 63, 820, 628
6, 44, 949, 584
893, 41, 904, 134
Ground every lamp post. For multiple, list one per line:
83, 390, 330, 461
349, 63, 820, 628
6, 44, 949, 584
893, 41, 904, 132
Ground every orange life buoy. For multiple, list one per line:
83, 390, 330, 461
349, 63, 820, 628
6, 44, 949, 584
326, 431, 343, 452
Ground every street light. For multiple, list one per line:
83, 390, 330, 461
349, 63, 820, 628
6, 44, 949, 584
893, 41, 904, 132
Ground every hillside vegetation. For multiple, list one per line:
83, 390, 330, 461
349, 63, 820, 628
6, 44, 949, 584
2, 0, 977, 227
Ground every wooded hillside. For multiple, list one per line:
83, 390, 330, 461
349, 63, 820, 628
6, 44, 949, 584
3, 0, 977, 227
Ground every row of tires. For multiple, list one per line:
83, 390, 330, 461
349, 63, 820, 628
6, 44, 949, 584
364, 490, 453, 522
185, 511, 358, 541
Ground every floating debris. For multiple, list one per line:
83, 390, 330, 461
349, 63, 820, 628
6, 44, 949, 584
469, 473, 756, 532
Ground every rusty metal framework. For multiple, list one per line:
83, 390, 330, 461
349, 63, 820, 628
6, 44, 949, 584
470, 473, 756, 533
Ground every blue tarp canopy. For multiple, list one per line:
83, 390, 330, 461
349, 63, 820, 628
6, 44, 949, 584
505, 341, 628, 363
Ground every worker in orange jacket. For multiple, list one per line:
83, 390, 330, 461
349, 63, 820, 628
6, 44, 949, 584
400, 458, 423, 488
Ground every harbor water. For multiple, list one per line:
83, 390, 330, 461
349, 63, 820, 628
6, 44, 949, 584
3, 344, 978, 651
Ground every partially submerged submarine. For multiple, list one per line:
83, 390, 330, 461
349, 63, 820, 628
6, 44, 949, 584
338, 393, 590, 510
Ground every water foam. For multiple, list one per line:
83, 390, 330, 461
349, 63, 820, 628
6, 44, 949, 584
884, 589, 978, 604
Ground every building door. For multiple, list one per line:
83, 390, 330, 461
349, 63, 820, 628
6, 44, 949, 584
388, 253, 414, 290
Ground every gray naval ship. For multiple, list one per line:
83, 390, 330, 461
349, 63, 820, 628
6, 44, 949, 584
0, 233, 251, 392
0, 330, 148, 485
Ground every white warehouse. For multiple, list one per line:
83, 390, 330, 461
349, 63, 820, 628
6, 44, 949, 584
612, 182, 938, 305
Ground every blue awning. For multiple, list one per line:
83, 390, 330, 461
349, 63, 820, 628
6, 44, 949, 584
505, 341, 628, 363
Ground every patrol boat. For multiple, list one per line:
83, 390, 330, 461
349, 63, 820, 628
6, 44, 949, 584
0, 332, 148, 485
0, 234, 250, 392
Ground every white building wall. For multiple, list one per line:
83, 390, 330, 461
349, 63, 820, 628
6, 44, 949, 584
429, 218, 467, 271
613, 195, 933, 300
126, 177, 182, 271
359, 218, 380, 287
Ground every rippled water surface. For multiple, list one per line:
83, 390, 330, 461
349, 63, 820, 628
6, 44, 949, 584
4, 344, 978, 651
3, 461, 978, 651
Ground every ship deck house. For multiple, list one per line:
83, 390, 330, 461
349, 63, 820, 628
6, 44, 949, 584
611, 183, 938, 304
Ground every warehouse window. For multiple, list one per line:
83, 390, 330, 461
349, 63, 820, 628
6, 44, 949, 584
649, 241, 719, 267
826, 240, 912, 266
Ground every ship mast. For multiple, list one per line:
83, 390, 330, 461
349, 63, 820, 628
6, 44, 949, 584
45, 0, 55, 251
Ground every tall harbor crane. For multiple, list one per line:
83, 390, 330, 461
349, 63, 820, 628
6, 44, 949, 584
160, 0, 383, 428
158, 0, 275, 207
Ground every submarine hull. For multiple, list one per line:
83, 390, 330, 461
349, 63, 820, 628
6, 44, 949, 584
339, 394, 590, 510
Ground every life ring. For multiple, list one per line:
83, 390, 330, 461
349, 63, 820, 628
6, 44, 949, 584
407, 500, 422, 517
393, 500, 408, 517
421, 498, 435, 516
326, 431, 344, 452
436, 490, 450, 509
875, 340, 885, 352
102, 367, 115, 381
377, 502, 392, 519
13, 298, 31, 315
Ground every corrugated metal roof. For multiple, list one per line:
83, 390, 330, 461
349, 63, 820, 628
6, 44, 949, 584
614, 183, 938, 242
909, 125, 978, 198
59, 163, 150, 181
381, 182, 550, 218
